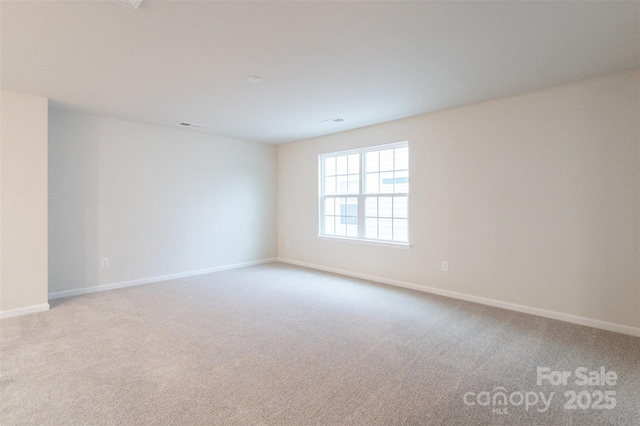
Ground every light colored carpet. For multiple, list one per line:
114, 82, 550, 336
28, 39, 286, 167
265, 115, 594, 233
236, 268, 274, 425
1, 262, 638, 425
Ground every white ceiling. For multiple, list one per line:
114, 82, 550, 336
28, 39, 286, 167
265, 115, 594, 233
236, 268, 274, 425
2, 1, 638, 144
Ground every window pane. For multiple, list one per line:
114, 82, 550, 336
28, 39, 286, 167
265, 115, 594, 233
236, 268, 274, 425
365, 151, 379, 172
379, 172, 394, 193
347, 223, 358, 237
325, 198, 335, 216
395, 147, 408, 170
325, 157, 336, 176
348, 154, 359, 174
395, 170, 409, 193
324, 216, 335, 235
335, 219, 347, 236
345, 197, 358, 222
336, 175, 349, 194
393, 196, 408, 218
379, 218, 393, 240
336, 155, 348, 175
365, 172, 379, 194
394, 219, 408, 242
337, 198, 357, 222
366, 218, 378, 239
347, 174, 359, 194
379, 197, 392, 217
325, 176, 336, 195
335, 197, 345, 216
379, 149, 394, 171
347, 196, 357, 209
365, 197, 378, 217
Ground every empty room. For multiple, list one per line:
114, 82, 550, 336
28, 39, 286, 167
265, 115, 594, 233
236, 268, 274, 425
1, 1, 639, 425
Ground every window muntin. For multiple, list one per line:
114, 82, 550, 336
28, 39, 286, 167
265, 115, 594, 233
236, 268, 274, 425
320, 142, 409, 244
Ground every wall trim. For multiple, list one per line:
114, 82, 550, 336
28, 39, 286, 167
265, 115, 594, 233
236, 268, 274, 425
0, 303, 50, 320
48, 258, 277, 300
277, 257, 640, 337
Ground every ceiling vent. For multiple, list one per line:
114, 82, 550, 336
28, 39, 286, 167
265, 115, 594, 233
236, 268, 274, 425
177, 122, 203, 128
321, 118, 345, 124
112, 0, 143, 10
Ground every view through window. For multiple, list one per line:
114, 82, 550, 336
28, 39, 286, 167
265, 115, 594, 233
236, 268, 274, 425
319, 142, 409, 244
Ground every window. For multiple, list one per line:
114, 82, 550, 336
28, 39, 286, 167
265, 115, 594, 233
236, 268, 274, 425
319, 142, 409, 245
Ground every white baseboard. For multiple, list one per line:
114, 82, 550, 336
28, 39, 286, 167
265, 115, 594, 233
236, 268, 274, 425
49, 258, 277, 300
0, 303, 50, 319
277, 257, 640, 338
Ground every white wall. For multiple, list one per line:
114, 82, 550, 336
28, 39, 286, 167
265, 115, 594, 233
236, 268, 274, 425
278, 70, 640, 332
49, 110, 277, 294
0, 90, 49, 316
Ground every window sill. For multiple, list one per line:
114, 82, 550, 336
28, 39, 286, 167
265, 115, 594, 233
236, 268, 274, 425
317, 235, 411, 249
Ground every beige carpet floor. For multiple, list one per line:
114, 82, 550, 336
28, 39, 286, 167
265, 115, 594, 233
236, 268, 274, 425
1, 262, 638, 425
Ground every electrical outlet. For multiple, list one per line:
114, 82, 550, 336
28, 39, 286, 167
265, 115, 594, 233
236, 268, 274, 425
441, 261, 448, 272
285, 240, 290, 248
101, 258, 109, 268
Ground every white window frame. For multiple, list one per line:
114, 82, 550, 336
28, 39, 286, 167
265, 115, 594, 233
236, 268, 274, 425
318, 141, 410, 248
